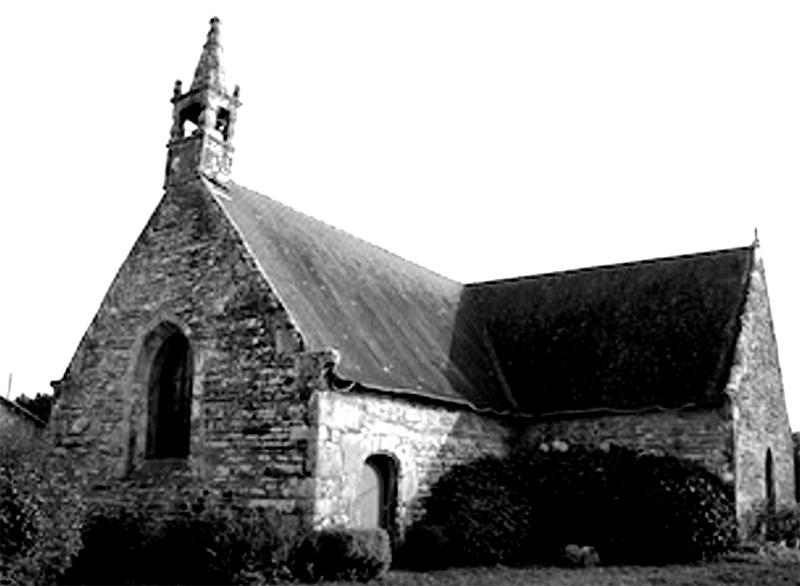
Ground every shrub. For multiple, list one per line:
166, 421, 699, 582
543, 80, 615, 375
59, 500, 155, 585
60, 498, 299, 585
0, 440, 86, 585
411, 443, 736, 567
394, 523, 452, 570
774, 507, 800, 546
755, 505, 800, 546
419, 455, 534, 566
293, 527, 392, 583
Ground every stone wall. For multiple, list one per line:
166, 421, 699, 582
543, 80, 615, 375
727, 251, 796, 536
520, 406, 735, 483
313, 390, 512, 534
49, 180, 326, 523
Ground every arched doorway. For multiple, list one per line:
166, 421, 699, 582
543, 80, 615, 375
145, 325, 192, 459
355, 454, 398, 534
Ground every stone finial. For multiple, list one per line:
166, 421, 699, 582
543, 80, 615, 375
753, 227, 762, 264
190, 16, 227, 92
172, 79, 183, 101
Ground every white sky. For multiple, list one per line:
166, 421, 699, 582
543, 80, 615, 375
1, 2, 798, 429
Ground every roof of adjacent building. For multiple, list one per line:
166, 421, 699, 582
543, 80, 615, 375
215, 181, 754, 415
0, 396, 47, 428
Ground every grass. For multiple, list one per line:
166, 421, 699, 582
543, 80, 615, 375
309, 549, 799, 586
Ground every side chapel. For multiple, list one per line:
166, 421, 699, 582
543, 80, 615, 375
50, 18, 796, 539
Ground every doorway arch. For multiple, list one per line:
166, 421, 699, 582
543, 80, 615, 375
141, 323, 193, 459
355, 453, 399, 534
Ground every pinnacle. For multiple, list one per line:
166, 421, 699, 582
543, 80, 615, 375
190, 16, 227, 93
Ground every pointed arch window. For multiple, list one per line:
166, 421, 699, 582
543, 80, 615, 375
765, 448, 776, 517
144, 325, 192, 459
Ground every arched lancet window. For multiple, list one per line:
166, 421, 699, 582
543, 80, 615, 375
144, 324, 192, 459
355, 454, 399, 534
765, 448, 776, 517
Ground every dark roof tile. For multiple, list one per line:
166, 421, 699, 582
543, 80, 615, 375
457, 247, 752, 412
217, 183, 472, 401
214, 181, 753, 414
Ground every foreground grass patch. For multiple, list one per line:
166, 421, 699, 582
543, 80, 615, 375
304, 553, 799, 586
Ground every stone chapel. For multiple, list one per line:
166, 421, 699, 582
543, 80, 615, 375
50, 18, 796, 540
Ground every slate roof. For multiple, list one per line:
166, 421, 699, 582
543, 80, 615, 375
455, 247, 753, 413
217, 183, 472, 404
214, 181, 753, 415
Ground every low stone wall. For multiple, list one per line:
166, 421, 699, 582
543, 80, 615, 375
312, 390, 512, 533
520, 407, 735, 483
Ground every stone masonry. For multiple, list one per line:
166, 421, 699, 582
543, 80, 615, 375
47, 18, 795, 544
521, 406, 735, 484
313, 390, 512, 534
49, 181, 331, 525
727, 252, 795, 535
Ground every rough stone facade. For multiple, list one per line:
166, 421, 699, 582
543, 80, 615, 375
520, 406, 735, 483
726, 253, 796, 535
518, 252, 797, 538
49, 182, 330, 525
313, 390, 512, 535
47, 18, 795, 546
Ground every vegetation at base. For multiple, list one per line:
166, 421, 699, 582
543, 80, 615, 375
59, 497, 391, 585
292, 527, 392, 583
394, 524, 452, 571
772, 506, 800, 545
59, 498, 299, 585
322, 553, 800, 586
0, 439, 86, 586
752, 504, 800, 547
399, 443, 737, 568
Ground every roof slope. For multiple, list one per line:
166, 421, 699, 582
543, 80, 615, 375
0, 396, 46, 428
214, 181, 753, 414
217, 183, 480, 403
454, 247, 753, 413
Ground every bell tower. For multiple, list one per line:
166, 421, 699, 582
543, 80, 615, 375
165, 17, 241, 187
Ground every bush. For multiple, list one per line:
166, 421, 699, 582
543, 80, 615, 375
0, 441, 86, 585
417, 455, 534, 566
412, 443, 737, 567
773, 507, 800, 546
755, 505, 800, 546
293, 527, 392, 583
60, 498, 299, 585
394, 524, 452, 570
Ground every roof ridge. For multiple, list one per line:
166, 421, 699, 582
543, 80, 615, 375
466, 244, 754, 288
